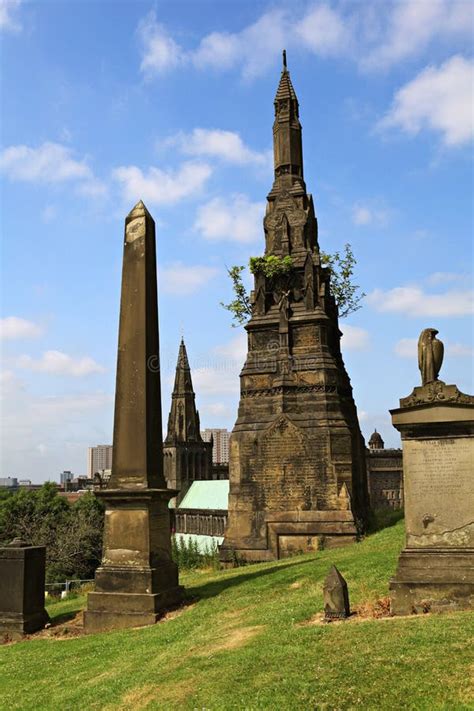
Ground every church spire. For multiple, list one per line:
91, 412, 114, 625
165, 338, 202, 444
272, 50, 304, 193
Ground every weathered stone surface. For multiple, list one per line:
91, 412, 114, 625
323, 565, 350, 619
84, 201, 182, 634
0, 539, 50, 639
389, 331, 474, 615
220, 55, 369, 564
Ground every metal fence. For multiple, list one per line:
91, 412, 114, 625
45, 578, 94, 599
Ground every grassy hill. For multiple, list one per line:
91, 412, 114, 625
1, 519, 473, 710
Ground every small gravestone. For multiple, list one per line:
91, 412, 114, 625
323, 566, 350, 620
0, 538, 50, 639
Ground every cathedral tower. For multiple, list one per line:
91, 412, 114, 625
163, 339, 212, 503
220, 55, 369, 563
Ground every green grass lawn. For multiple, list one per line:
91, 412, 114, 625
1, 520, 473, 710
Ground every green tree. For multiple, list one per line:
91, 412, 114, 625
0, 484, 104, 583
221, 244, 365, 327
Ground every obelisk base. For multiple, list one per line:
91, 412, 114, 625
84, 489, 183, 633
390, 548, 474, 615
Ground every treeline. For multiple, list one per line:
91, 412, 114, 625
0, 483, 104, 583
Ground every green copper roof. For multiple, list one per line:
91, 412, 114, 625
178, 480, 229, 510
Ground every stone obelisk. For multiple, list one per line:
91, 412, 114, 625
84, 200, 182, 633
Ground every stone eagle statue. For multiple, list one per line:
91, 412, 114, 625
418, 328, 444, 386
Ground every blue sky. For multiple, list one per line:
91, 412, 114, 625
1, 0, 473, 482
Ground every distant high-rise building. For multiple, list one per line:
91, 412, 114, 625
202, 428, 230, 464
0, 477, 18, 488
87, 445, 113, 478
60, 470, 74, 485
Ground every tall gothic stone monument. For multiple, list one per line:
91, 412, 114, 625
84, 201, 182, 633
220, 55, 369, 564
163, 339, 212, 503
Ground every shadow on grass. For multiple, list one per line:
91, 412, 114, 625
367, 508, 404, 534
48, 610, 80, 627
187, 557, 317, 601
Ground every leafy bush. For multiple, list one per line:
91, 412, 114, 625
172, 535, 220, 570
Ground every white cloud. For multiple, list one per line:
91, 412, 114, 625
447, 343, 474, 357
341, 325, 370, 351
167, 128, 271, 168
193, 366, 240, 395
41, 205, 58, 223
0, 141, 106, 196
213, 332, 247, 364
193, 9, 287, 80
395, 337, 417, 358
192, 31, 241, 71
0, 316, 43, 340
1, 142, 91, 183
137, 10, 185, 77
136, 2, 473, 81
0, 0, 22, 32
201, 402, 234, 419
368, 285, 473, 317
396, 337, 473, 358
0, 373, 113, 480
378, 56, 474, 146
76, 178, 108, 198
362, 0, 473, 71
195, 194, 264, 243
294, 4, 352, 57
113, 161, 212, 206
426, 272, 469, 286
352, 203, 390, 227
159, 262, 218, 295
17, 350, 105, 377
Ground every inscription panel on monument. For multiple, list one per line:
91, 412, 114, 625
404, 437, 473, 548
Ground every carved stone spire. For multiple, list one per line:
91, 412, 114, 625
271, 50, 305, 196
220, 59, 369, 566
165, 338, 202, 444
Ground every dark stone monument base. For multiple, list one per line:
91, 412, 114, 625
0, 609, 50, 640
0, 542, 50, 639
390, 548, 474, 615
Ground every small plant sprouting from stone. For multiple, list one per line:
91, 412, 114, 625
320, 244, 365, 319
221, 244, 365, 327
249, 255, 294, 278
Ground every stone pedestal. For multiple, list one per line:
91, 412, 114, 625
0, 540, 50, 639
84, 490, 182, 633
390, 381, 474, 614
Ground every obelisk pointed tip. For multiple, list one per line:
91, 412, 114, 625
127, 199, 152, 220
